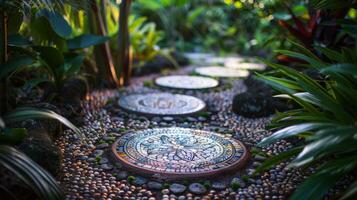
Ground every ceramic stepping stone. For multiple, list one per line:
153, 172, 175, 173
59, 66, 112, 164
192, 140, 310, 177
195, 66, 249, 78
155, 75, 219, 90
118, 93, 205, 116
184, 52, 214, 61
205, 56, 244, 64
112, 128, 249, 179
224, 61, 266, 71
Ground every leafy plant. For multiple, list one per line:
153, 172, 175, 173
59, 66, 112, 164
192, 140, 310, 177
0, 106, 80, 199
255, 39, 357, 200
3, 107, 80, 134
0, 145, 64, 200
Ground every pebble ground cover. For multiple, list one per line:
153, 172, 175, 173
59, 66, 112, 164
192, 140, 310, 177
55, 62, 312, 200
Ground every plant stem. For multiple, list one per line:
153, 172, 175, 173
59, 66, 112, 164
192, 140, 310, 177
90, 0, 120, 87
118, 0, 132, 86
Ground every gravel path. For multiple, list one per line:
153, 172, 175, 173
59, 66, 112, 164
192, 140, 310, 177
57, 65, 304, 200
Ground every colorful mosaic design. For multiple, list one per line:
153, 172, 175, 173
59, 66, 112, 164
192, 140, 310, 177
155, 75, 219, 90
195, 66, 249, 78
118, 93, 206, 116
112, 128, 248, 178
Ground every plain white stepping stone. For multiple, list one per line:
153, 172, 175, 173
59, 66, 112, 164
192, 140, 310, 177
155, 75, 219, 90
195, 66, 249, 78
205, 56, 244, 64
224, 61, 266, 71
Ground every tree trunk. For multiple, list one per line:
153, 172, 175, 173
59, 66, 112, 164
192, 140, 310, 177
0, 9, 8, 115
90, 0, 120, 88
118, 0, 132, 86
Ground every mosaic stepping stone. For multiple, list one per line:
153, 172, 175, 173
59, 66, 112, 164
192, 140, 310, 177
224, 61, 266, 71
155, 75, 219, 90
112, 128, 249, 179
118, 93, 206, 116
195, 66, 249, 78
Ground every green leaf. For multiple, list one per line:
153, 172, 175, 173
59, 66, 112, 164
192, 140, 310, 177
293, 129, 357, 167
290, 155, 357, 200
4, 107, 80, 135
36, 9, 72, 38
67, 34, 109, 50
275, 50, 326, 69
321, 64, 357, 76
0, 145, 64, 200
0, 117, 4, 128
33, 46, 64, 69
258, 123, 333, 146
58, 54, 84, 78
310, 0, 352, 10
8, 34, 31, 46
0, 128, 27, 145
0, 56, 33, 80
340, 181, 357, 200
315, 46, 343, 62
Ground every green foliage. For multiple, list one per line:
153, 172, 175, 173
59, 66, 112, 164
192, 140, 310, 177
0, 56, 33, 80
132, 0, 302, 54
256, 41, 357, 199
127, 176, 135, 183
230, 181, 240, 190
0, 128, 27, 145
36, 9, 72, 38
67, 34, 110, 50
310, 0, 357, 10
129, 16, 164, 61
4, 107, 80, 134
0, 145, 64, 200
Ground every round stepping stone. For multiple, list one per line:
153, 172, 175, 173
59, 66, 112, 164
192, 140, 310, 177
184, 52, 214, 61
195, 66, 249, 78
118, 93, 206, 116
206, 56, 244, 64
224, 61, 266, 71
155, 75, 219, 90
112, 128, 249, 179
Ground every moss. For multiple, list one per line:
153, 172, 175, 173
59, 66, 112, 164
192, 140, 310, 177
127, 176, 135, 183
163, 183, 171, 189
182, 180, 189, 186
230, 182, 241, 190
95, 156, 101, 164
143, 80, 155, 88
197, 111, 210, 118
203, 180, 211, 189
242, 175, 249, 182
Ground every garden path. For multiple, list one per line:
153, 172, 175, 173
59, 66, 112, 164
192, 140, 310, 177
57, 56, 301, 200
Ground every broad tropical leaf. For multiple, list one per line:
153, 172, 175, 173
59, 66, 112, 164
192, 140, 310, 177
67, 34, 109, 50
